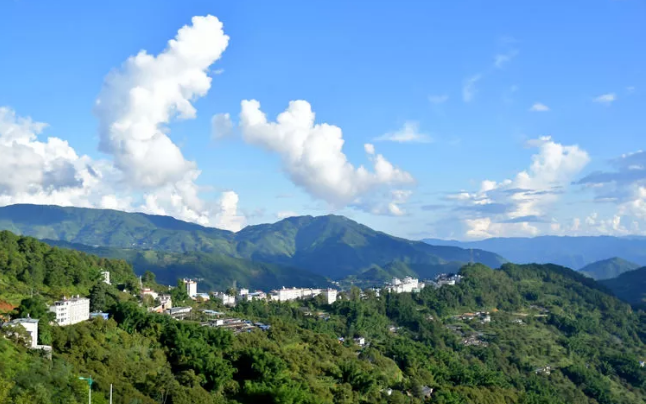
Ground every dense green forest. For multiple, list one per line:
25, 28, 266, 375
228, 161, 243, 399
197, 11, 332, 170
0, 204, 505, 281
45, 239, 329, 291
601, 266, 646, 307
1, 230, 646, 403
0, 231, 138, 307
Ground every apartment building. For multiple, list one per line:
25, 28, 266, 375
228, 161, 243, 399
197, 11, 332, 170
49, 296, 90, 326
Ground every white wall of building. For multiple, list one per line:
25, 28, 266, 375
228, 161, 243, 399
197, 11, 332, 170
49, 296, 90, 326
184, 279, 198, 297
5, 318, 39, 348
322, 289, 338, 304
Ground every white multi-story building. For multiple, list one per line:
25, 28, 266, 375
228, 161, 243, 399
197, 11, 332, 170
268, 287, 335, 302
183, 279, 198, 297
4, 317, 39, 348
213, 292, 236, 306
321, 288, 338, 304
270, 287, 304, 302
49, 296, 90, 326
100, 270, 111, 285
386, 277, 419, 294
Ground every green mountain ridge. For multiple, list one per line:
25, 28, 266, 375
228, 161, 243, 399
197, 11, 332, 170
579, 257, 640, 280
43, 239, 329, 291
601, 266, 646, 307
0, 204, 507, 281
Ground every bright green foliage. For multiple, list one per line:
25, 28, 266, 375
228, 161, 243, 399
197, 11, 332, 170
0, 230, 138, 306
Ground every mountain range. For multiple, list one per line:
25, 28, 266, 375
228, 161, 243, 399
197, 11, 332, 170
0, 204, 506, 288
423, 236, 646, 269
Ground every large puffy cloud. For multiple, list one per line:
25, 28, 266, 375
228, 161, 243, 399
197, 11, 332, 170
238, 99, 414, 211
95, 15, 229, 188
90, 15, 245, 231
0, 107, 107, 207
577, 150, 646, 229
443, 136, 590, 238
0, 16, 246, 231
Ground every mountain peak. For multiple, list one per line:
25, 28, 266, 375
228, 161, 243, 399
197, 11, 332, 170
579, 257, 640, 280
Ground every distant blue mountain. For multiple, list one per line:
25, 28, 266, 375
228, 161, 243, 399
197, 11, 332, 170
423, 236, 646, 270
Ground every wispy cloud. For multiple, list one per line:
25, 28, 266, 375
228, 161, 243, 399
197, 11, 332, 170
374, 121, 432, 143
592, 93, 616, 105
494, 50, 519, 69
529, 102, 550, 112
462, 74, 482, 103
276, 211, 299, 220
428, 94, 449, 105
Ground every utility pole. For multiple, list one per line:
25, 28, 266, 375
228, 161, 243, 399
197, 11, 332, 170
110, 384, 112, 404
78, 376, 93, 404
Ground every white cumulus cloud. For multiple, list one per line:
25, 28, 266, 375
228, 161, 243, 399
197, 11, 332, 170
238, 99, 415, 211
444, 136, 590, 238
0, 107, 108, 208
95, 14, 229, 188
0, 16, 247, 231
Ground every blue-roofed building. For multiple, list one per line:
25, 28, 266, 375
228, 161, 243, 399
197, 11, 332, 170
90, 312, 109, 320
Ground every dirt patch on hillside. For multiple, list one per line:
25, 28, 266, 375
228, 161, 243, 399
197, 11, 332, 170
0, 300, 16, 312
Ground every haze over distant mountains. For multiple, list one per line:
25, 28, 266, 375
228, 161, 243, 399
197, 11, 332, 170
423, 236, 646, 270
0, 204, 505, 288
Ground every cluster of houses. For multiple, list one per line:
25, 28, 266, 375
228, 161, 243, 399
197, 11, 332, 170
382, 273, 463, 295
212, 286, 338, 306
453, 311, 491, 324
462, 333, 488, 347
203, 317, 271, 334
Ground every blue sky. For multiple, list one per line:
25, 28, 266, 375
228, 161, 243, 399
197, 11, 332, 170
0, 0, 644, 239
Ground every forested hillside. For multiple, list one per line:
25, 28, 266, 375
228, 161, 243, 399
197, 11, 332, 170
0, 204, 506, 281
601, 266, 646, 307
45, 239, 329, 291
2, 239, 646, 404
0, 230, 137, 307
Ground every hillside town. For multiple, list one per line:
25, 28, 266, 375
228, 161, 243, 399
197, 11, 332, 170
1, 270, 464, 350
